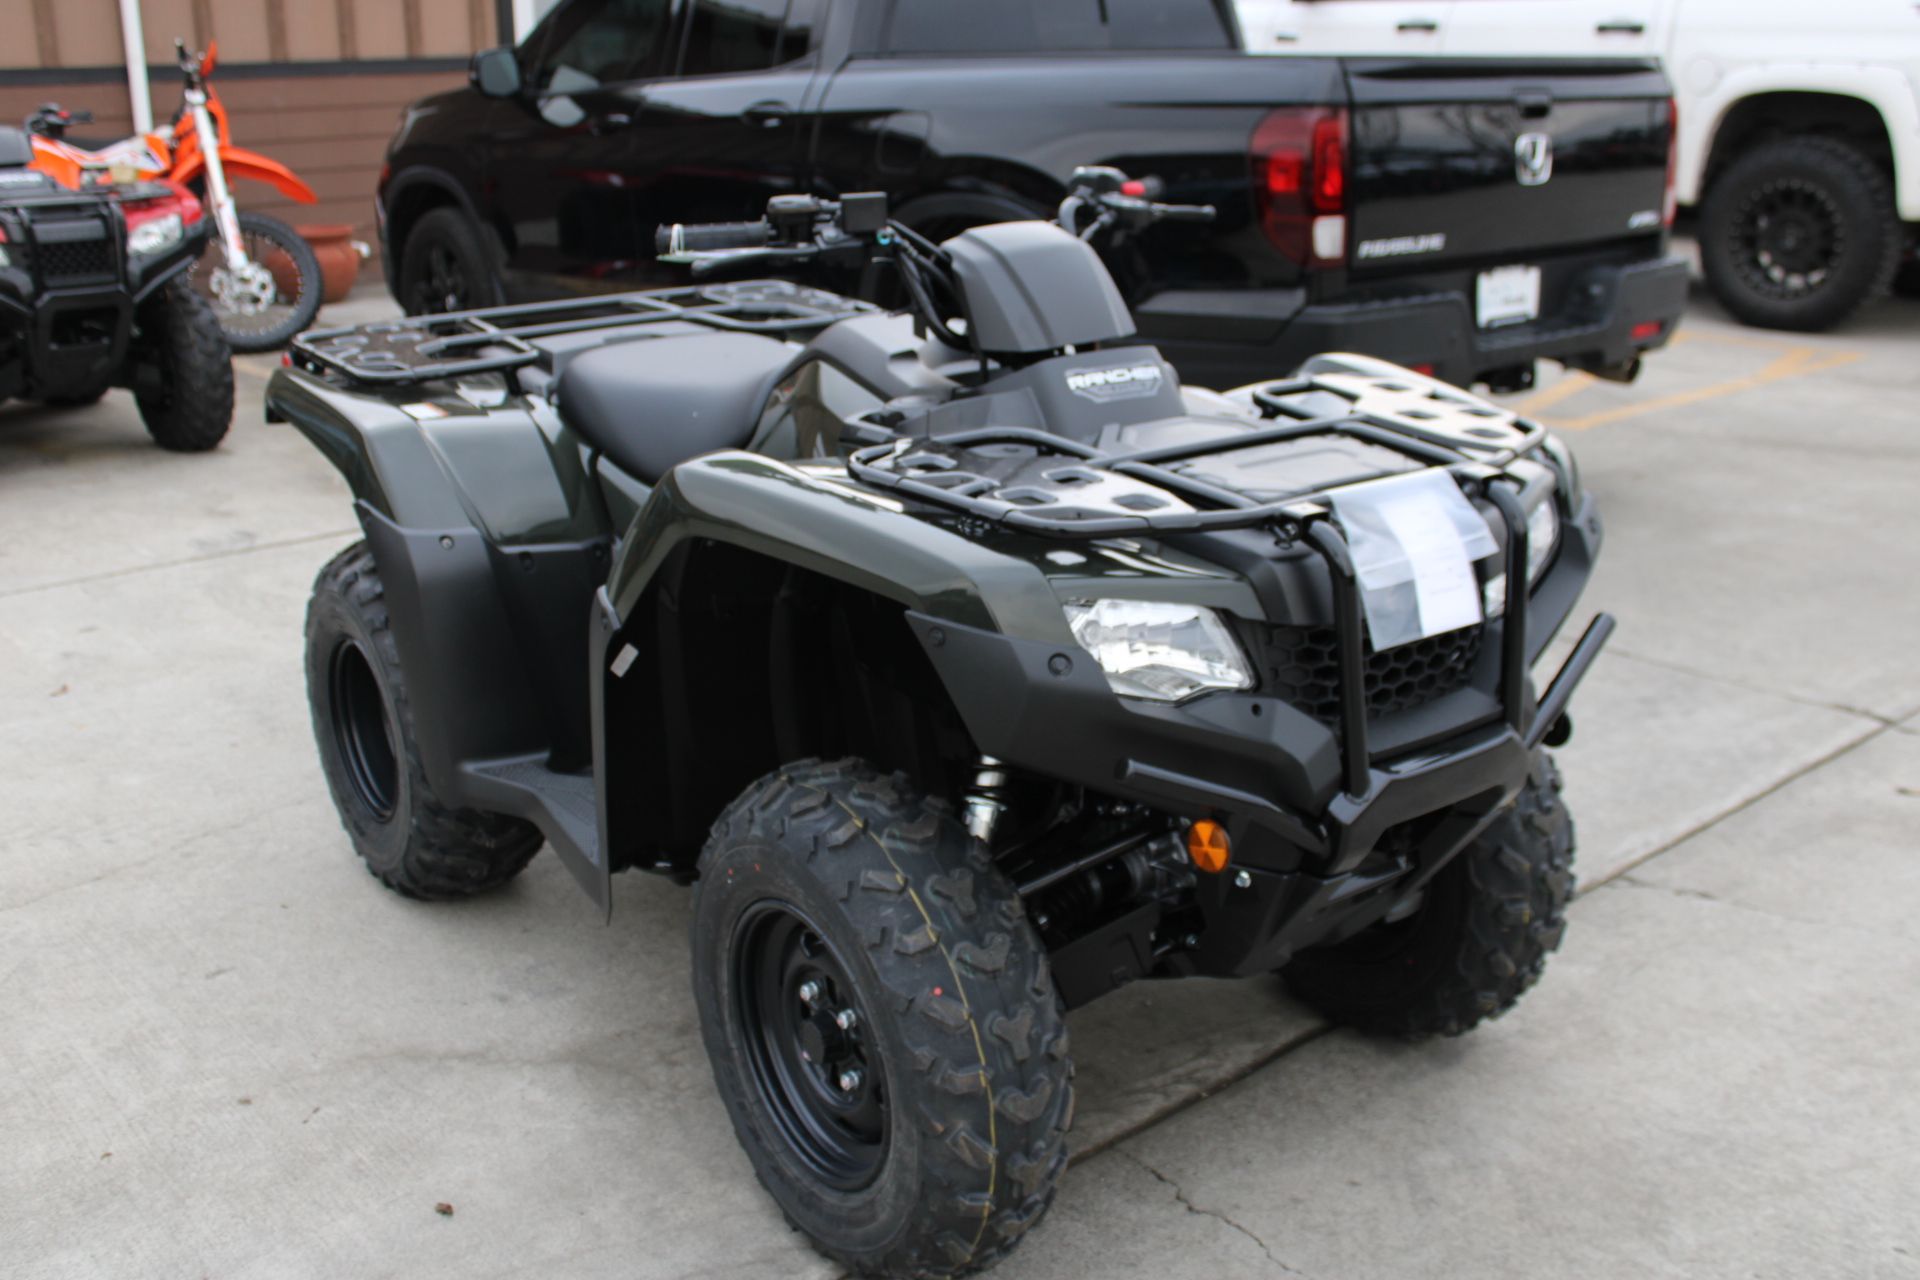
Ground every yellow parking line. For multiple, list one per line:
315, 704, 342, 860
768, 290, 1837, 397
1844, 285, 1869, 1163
1542, 346, 1863, 432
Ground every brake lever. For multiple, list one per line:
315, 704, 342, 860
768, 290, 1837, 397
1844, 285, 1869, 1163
671, 244, 823, 276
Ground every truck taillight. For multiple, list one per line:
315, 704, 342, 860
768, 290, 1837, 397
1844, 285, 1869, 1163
1251, 107, 1348, 267
1663, 96, 1679, 227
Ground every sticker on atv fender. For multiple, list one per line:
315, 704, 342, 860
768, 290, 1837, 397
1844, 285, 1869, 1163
1066, 362, 1164, 403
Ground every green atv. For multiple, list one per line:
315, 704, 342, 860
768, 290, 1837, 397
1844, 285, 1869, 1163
269, 170, 1612, 1277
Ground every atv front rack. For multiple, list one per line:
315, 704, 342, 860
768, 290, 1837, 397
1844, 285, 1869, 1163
290, 280, 875, 389
847, 371, 1583, 800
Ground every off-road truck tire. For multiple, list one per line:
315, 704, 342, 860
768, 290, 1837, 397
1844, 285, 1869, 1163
1284, 752, 1575, 1039
691, 759, 1073, 1278
304, 542, 543, 898
133, 282, 233, 451
1700, 136, 1901, 332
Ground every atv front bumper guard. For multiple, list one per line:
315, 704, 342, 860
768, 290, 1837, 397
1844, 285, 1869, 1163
908, 485, 1614, 1000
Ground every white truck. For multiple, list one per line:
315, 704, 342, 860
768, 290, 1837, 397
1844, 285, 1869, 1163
1238, 0, 1920, 330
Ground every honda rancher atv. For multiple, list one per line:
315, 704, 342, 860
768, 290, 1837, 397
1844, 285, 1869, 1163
270, 170, 1613, 1278
0, 125, 232, 450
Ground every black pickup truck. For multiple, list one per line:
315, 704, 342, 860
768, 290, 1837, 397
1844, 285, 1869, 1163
377, 0, 1687, 392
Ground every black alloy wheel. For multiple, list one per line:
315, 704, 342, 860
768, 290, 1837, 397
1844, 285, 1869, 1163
732, 901, 887, 1191
1728, 177, 1841, 302
328, 638, 400, 823
398, 207, 502, 317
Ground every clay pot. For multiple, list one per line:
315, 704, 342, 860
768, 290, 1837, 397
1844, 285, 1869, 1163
296, 224, 367, 304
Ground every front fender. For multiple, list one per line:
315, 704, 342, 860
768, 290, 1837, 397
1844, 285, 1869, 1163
605, 452, 1070, 639
178, 146, 320, 204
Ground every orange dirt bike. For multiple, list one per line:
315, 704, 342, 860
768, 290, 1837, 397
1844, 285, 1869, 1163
27, 39, 323, 351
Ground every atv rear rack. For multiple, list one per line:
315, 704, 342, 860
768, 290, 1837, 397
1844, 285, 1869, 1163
289, 280, 875, 389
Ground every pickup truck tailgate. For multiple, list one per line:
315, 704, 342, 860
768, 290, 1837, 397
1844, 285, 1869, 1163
1343, 59, 1673, 269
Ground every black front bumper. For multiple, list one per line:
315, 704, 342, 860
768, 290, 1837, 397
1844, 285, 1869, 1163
1140, 251, 1691, 392
911, 493, 1613, 995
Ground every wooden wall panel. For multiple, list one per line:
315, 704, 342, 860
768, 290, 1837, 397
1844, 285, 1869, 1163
51, 0, 127, 68
141, 0, 202, 65
353, 2, 412, 62
283, 2, 345, 62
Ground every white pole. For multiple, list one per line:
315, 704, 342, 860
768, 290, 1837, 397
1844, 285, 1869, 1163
118, 0, 154, 135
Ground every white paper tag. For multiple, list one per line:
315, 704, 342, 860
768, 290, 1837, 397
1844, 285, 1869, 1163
1329, 471, 1495, 649
1376, 492, 1482, 637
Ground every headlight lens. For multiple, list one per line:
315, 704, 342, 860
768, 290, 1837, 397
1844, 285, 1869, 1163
1063, 599, 1254, 703
1526, 497, 1560, 583
127, 212, 184, 257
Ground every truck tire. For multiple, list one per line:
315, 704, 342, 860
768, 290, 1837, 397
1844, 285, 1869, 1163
133, 282, 233, 452
304, 542, 543, 899
398, 207, 502, 316
1284, 752, 1575, 1039
691, 759, 1072, 1278
1700, 136, 1900, 331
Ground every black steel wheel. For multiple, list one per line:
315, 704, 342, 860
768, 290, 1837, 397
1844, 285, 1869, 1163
192, 210, 323, 352
398, 207, 502, 316
733, 901, 888, 1191
304, 542, 542, 898
1700, 136, 1899, 332
691, 759, 1073, 1278
327, 638, 400, 823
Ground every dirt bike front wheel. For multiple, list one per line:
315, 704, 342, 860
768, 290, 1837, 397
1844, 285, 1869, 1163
192, 210, 323, 352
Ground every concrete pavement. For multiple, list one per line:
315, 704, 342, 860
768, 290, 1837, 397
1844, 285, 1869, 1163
2, 280, 1916, 1278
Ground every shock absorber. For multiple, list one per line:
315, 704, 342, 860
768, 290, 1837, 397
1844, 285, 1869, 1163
964, 755, 1012, 846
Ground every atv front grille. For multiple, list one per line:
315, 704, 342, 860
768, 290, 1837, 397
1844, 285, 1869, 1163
1248, 621, 1484, 724
32, 232, 116, 285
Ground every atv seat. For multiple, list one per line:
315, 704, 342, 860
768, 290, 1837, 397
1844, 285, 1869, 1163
0, 127, 32, 168
557, 331, 791, 484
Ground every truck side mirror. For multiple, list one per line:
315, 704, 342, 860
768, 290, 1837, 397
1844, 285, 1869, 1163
471, 48, 522, 99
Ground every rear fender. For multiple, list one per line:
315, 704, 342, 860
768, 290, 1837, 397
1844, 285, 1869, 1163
267, 367, 606, 796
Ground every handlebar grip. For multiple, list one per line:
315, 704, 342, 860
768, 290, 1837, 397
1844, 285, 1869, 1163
1155, 203, 1217, 223
655, 220, 774, 255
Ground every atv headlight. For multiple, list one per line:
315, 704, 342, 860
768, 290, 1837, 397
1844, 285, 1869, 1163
1526, 496, 1559, 583
1482, 493, 1562, 618
1063, 599, 1253, 703
127, 212, 184, 257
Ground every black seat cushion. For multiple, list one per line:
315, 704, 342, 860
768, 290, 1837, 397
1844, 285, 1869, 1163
0, 126, 32, 168
557, 331, 793, 484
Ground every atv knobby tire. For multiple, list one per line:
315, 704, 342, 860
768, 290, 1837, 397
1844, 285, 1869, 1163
692, 759, 1073, 1278
1700, 136, 1900, 332
304, 542, 542, 898
1285, 751, 1575, 1039
134, 281, 233, 452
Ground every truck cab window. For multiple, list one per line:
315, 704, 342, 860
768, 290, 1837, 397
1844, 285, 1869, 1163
884, 0, 1232, 53
531, 0, 676, 91
679, 0, 794, 76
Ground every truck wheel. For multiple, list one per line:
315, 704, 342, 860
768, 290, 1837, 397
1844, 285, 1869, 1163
133, 282, 233, 452
398, 207, 502, 316
304, 542, 543, 899
691, 759, 1072, 1278
1284, 753, 1575, 1039
1700, 136, 1900, 331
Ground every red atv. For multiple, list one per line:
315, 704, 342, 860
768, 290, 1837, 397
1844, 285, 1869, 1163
0, 125, 233, 450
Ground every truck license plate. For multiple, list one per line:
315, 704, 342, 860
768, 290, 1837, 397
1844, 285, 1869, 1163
1476, 264, 1541, 328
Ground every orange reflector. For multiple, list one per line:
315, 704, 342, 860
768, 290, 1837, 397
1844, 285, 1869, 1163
1187, 820, 1231, 874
